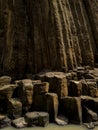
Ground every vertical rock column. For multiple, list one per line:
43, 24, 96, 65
12, 0, 27, 78
69, 0, 94, 67
83, 0, 98, 53
3, 0, 14, 75
0, 0, 8, 74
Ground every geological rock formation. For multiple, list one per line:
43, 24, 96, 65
0, 0, 98, 79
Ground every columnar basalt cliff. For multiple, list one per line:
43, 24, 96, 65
0, 0, 98, 79
0, 1, 98, 129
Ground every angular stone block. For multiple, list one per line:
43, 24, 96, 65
0, 115, 11, 128
17, 79, 34, 112
7, 98, 22, 119
82, 96, 98, 123
36, 72, 68, 99
25, 112, 49, 127
0, 84, 16, 100
68, 80, 82, 97
81, 80, 89, 96
33, 82, 49, 95
60, 97, 82, 124
83, 122, 95, 129
0, 76, 11, 86
87, 82, 98, 97
11, 117, 27, 128
45, 93, 58, 122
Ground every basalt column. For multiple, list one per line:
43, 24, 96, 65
0, 0, 97, 79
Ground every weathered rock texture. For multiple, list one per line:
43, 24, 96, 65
0, 0, 98, 79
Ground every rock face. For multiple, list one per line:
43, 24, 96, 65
60, 97, 82, 124
36, 72, 68, 99
0, 0, 98, 129
0, 0, 98, 79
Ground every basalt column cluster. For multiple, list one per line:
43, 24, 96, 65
0, 0, 98, 78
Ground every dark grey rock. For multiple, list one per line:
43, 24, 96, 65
11, 117, 27, 128
7, 98, 22, 119
83, 122, 95, 129
60, 97, 82, 124
25, 112, 49, 127
0, 115, 11, 128
55, 115, 68, 126
0, 84, 16, 100
45, 93, 58, 122
33, 82, 49, 95
0, 76, 11, 86
17, 79, 34, 112
68, 80, 82, 97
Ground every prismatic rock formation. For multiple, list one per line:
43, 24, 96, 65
0, 0, 98, 79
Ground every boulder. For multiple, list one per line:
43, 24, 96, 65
7, 98, 22, 119
0, 76, 11, 86
0, 84, 16, 100
33, 82, 49, 95
17, 79, 34, 112
83, 122, 95, 129
55, 115, 68, 126
45, 93, 58, 122
36, 72, 68, 99
60, 97, 82, 124
68, 80, 82, 97
93, 121, 98, 126
25, 112, 49, 127
0, 115, 11, 128
11, 117, 27, 128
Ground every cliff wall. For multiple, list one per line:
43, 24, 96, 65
0, 0, 98, 79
